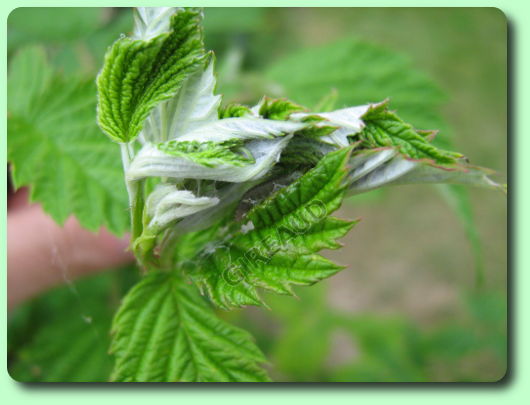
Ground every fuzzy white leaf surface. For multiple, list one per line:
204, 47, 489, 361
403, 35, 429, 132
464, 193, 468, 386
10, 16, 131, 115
177, 117, 306, 143
348, 149, 504, 195
127, 136, 292, 183
133, 7, 180, 40
146, 184, 219, 229
291, 103, 382, 147
142, 58, 221, 143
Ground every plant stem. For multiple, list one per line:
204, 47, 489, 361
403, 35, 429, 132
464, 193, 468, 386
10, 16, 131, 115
120, 142, 144, 243
120, 142, 136, 204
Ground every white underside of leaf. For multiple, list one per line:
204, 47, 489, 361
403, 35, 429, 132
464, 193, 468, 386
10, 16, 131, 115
133, 7, 180, 40
142, 58, 221, 143
127, 136, 292, 183
146, 184, 219, 229
348, 149, 504, 195
292, 104, 370, 130
390, 162, 504, 191
320, 126, 355, 148
177, 117, 306, 143
291, 102, 386, 147
348, 148, 398, 183
172, 182, 257, 235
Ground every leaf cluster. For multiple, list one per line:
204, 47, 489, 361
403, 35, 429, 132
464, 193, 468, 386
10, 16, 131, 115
7, 7, 505, 383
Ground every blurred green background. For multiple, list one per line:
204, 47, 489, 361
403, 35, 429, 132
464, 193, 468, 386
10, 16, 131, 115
7, 7, 507, 382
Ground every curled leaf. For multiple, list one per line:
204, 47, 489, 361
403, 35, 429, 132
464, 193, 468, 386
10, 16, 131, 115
142, 55, 221, 143
177, 117, 306, 143
156, 139, 255, 168
146, 184, 219, 230
347, 148, 505, 195
97, 8, 205, 143
127, 136, 293, 183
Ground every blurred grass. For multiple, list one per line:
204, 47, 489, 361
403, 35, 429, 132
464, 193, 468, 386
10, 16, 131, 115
8, 7, 507, 382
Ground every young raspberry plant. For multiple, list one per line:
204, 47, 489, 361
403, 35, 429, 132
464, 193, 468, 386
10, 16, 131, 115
9, 7, 504, 382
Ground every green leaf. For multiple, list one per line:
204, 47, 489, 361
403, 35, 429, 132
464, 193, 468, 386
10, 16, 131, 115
7, 45, 54, 114
359, 104, 461, 165
157, 139, 254, 168
257, 97, 306, 120
96, 8, 206, 142
7, 46, 129, 235
110, 272, 270, 382
219, 103, 252, 118
189, 148, 357, 309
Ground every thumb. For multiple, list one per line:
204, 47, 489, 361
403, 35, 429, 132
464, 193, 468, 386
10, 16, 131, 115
8, 201, 134, 310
